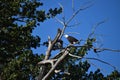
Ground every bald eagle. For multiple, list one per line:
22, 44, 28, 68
64, 34, 79, 44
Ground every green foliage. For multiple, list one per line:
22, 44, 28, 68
48, 8, 62, 17
1, 50, 40, 80
106, 70, 120, 80
0, 0, 62, 79
87, 69, 105, 80
51, 61, 90, 80
75, 38, 95, 57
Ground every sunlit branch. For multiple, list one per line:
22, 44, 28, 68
42, 48, 70, 80
55, 17, 64, 25
38, 59, 57, 67
38, 29, 62, 80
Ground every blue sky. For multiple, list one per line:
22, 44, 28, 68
32, 0, 120, 76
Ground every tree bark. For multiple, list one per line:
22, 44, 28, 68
42, 48, 69, 80
37, 29, 61, 80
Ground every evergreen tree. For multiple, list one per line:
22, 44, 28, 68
0, 0, 61, 79
0, 0, 120, 80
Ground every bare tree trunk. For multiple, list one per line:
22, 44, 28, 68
37, 29, 61, 80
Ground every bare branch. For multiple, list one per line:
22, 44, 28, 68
67, 22, 81, 27
38, 29, 62, 80
55, 17, 64, 25
45, 29, 62, 60
56, 2, 93, 40
38, 59, 57, 67
72, 0, 75, 13
88, 60, 106, 73
102, 48, 120, 52
69, 53, 83, 59
59, 24, 67, 39
42, 48, 70, 80
86, 57, 116, 70
52, 49, 65, 59
66, 2, 93, 25
64, 71, 70, 75
88, 19, 108, 38
58, 3, 66, 23
65, 32, 80, 35
44, 36, 52, 60
14, 18, 26, 22
93, 47, 120, 53
68, 53, 116, 70
54, 69, 61, 73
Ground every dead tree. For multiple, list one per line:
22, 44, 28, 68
37, 1, 119, 80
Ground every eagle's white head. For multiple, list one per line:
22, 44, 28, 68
64, 34, 69, 38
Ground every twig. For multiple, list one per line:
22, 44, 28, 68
86, 57, 116, 70
65, 32, 80, 35
69, 53, 83, 59
66, 2, 93, 25
88, 19, 108, 38
55, 17, 64, 25
58, 3, 66, 23
72, 0, 75, 13
56, 3, 67, 40
67, 22, 81, 27
94, 48, 120, 53
57, 2, 93, 40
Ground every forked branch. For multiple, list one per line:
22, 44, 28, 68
42, 48, 70, 80
38, 29, 62, 80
